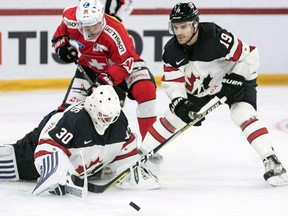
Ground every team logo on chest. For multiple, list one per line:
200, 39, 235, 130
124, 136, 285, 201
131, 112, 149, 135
93, 43, 108, 52
186, 73, 213, 94
185, 72, 199, 92
199, 74, 213, 93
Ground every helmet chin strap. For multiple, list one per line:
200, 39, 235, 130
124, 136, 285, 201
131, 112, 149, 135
185, 23, 198, 45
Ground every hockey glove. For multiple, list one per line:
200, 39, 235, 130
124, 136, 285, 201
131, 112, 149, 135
169, 97, 204, 125
52, 36, 78, 63
218, 73, 245, 106
86, 73, 114, 95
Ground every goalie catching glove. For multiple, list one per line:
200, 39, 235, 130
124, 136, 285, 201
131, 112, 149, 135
218, 73, 245, 106
52, 36, 78, 63
169, 97, 204, 125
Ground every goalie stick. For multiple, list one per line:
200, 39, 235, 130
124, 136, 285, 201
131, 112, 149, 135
71, 96, 227, 193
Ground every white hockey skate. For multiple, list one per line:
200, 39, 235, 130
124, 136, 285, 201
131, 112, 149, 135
116, 166, 160, 190
263, 154, 288, 186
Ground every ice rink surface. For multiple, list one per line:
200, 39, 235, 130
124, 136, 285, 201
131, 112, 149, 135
1, 86, 288, 216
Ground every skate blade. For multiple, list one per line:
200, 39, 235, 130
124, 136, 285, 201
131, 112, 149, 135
267, 173, 288, 186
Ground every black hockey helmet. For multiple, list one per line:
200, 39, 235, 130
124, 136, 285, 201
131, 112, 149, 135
169, 2, 199, 23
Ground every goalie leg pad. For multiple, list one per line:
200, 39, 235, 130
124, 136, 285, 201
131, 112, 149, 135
32, 150, 76, 196
0, 145, 19, 180
115, 165, 160, 190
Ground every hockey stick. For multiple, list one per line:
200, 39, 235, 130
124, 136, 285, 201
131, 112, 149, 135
73, 58, 127, 106
71, 96, 227, 193
66, 151, 88, 199
73, 60, 94, 86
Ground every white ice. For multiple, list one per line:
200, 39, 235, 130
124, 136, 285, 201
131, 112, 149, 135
1, 86, 288, 216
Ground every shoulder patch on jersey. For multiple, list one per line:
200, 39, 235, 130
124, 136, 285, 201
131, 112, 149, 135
104, 25, 126, 55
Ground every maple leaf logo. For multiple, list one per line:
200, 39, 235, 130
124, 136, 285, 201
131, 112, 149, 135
185, 73, 198, 92
198, 74, 212, 94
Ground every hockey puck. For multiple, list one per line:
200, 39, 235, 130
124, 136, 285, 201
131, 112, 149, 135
129, 201, 140, 211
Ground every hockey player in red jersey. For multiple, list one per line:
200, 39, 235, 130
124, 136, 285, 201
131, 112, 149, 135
140, 2, 288, 186
52, 0, 156, 140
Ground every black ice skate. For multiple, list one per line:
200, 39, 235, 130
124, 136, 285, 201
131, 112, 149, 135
263, 154, 288, 186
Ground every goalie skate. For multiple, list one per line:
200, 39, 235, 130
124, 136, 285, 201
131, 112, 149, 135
263, 154, 288, 186
116, 166, 160, 190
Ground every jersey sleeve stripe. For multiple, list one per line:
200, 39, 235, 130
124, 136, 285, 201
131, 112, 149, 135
250, 45, 256, 52
164, 65, 178, 72
162, 76, 185, 83
112, 148, 138, 162
38, 139, 71, 157
229, 39, 243, 61
121, 133, 136, 150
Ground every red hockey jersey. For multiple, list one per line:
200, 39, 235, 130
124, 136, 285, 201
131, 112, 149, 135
53, 6, 142, 85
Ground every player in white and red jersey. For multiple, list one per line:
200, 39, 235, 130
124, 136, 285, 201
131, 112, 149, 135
139, 2, 288, 186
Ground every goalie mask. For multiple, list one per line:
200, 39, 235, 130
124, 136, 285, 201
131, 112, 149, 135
76, 0, 105, 41
84, 85, 121, 135
168, 2, 199, 35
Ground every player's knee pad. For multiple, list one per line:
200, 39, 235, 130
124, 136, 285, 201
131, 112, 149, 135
126, 61, 156, 91
0, 145, 19, 180
230, 102, 257, 127
128, 80, 157, 123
